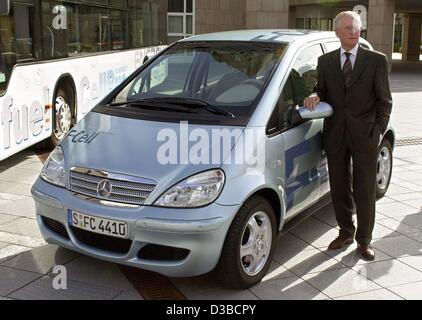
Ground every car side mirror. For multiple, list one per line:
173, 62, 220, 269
297, 102, 333, 120
142, 55, 150, 64
0, 0, 10, 15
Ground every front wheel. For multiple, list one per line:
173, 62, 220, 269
376, 139, 393, 199
217, 196, 276, 289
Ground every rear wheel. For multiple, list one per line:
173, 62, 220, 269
376, 139, 393, 199
48, 84, 76, 148
217, 195, 276, 289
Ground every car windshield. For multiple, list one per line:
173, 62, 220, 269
113, 41, 287, 118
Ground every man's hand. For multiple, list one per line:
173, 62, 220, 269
303, 93, 320, 111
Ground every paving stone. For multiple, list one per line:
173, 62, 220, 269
0, 196, 36, 218
289, 217, 339, 249
9, 275, 121, 300
113, 289, 143, 300
392, 171, 422, 182
312, 204, 338, 228
302, 268, 381, 299
274, 248, 345, 277
0, 167, 40, 185
388, 281, 422, 300
0, 245, 31, 263
403, 199, 422, 211
376, 218, 422, 235
172, 276, 258, 300
335, 288, 403, 300
376, 202, 419, 218
407, 232, 422, 243
372, 223, 401, 239
387, 192, 422, 202
398, 254, 422, 272
0, 192, 25, 201
0, 214, 18, 225
14, 161, 44, 171
0, 266, 42, 296
2, 245, 80, 274
62, 255, 135, 291
395, 181, 422, 192
262, 260, 296, 281
273, 232, 316, 262
392, 214, 422, 229
0, 218, 43, 239
385, 184, 413, 196
250, 275, 328, 300
0, 182, 32, 197
0, 231, 46, 248
372, 235, 422, 258
352, 260, 422, 288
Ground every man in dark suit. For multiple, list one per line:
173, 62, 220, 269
304, 11, 392, 260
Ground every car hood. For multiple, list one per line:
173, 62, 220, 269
61, 111, 244, 204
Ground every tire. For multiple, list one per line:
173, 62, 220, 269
217, 195, 276, 289
376, 139, 393, 200
47, 84, 76, 148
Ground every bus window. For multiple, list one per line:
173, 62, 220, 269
13, 3, 33, 61
41, 1, 70, 59
0, 14, 16, 94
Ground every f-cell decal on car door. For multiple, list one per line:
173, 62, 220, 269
285, 133, 327, 210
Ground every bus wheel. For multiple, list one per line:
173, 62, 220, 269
49, 85, 76, 147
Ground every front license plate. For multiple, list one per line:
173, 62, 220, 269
68, 210, 128, 239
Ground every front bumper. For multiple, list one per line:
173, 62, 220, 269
31, 178, 239, 277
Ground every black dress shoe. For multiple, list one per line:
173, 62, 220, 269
327, 235, 354, 250
357, 244, 375, 261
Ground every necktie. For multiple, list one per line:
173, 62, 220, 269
343, 52, 353, 88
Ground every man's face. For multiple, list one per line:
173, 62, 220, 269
335, 15, 361, 49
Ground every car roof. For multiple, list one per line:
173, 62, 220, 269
179, 29, 336, 44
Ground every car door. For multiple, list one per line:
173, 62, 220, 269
281, 43, 327, 218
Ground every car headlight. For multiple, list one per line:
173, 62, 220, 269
41, 146, 66, 187
154, 169, 225, 208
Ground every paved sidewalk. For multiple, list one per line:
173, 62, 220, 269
0, 61, 421, 300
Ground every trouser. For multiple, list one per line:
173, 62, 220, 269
326, 133, 378, 245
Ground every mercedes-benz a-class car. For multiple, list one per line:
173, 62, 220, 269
32, 30, 394, 288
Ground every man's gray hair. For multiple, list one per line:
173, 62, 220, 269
333, 11, 362, 30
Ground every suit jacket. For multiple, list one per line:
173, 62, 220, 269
313, 45, 392, 154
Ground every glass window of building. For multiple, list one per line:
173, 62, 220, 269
167, 0, 194, 44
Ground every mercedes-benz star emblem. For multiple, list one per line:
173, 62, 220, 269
97, 179, 112, 198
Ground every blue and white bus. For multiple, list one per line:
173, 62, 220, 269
0, 0, 166, 161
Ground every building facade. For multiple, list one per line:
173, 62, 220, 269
166, 0, 422, 65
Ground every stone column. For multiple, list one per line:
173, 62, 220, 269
246, 0, 290, 29
195, 0, 246, 34
367, 0, 395, 70
402, 13, 422, 62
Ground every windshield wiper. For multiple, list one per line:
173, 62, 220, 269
106, 99, 196, 113
152, 97, 235, 118
108, 97, 235, 118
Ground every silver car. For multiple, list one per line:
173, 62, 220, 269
32, 30, 394, 288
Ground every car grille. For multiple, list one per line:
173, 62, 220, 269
71, 227, 132, 254
69, 168, 156, 205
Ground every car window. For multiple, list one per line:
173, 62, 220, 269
266, 76, 295, 135
113, 41, 287, 118
290, 44, 324, 106
325, 41, 341, 53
